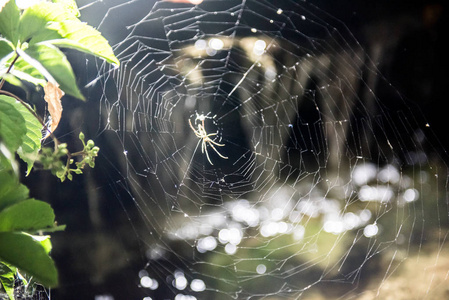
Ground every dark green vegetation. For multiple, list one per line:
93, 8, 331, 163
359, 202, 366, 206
0, 0, 118, 298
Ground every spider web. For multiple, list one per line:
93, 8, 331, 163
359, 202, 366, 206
75, 0, 449, 299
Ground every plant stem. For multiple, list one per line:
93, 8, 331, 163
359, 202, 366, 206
0, 51, 60, 149
0, 52, 19, 90
70, 150, 86, 157
0, 50, 81, 172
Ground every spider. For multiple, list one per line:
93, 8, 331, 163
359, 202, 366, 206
189, 116, 228, 165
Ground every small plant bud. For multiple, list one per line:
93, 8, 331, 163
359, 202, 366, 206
92, 146, 100, 155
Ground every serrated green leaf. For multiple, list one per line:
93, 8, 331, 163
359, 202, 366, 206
9, 68, 46, 86
18, 2, 78, 45
52, 0, 80, 17
0, 95, 27, 152
0, 170, 29, 211
20, 42, 84, 99
0, 38, 15, 64
16, 46, 56, 83
0, 141, 18, 174
0, 232, 58, 287
1, 74, 25, 90
32, 235, 52, 254
0, 261, 15, 300
0, 199, 55, 233
0, 0, 20, 45
14, 100, 42, 175
47, 20, 120, 66
2, 49, 46, 87
7, 54, 47, 86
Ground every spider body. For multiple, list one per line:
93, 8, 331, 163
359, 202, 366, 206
189, 117, 228, 165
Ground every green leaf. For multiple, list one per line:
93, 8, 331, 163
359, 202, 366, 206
0, 141, 18, 174
20, 42, 84, 99
18, 1, 78, 45
0, 199, 55, 233
0, 75, 27, 92
52, 0, 80, 17
16, 47, 56, 83
7, 54, 47, 86
33, 235, 52, 254
15, 100, 42, 175
0, 261, 15, 300
0, 0, 20, 45
47, 20, 120, 66
0, 38, 15, 63
0, 171, 29, 211
2, 49, 46, 87
0, 39, 17, 90
0, 95, 27, 152
0, 232, 58, 287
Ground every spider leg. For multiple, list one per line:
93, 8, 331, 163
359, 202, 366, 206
201, 140, 206, 154
207, 139, 225, 147
188, 118, 196, 131
208, 142, 228, 159
189, 119, 201, 137
204, 142, 214, 165
189, 117, 227, 164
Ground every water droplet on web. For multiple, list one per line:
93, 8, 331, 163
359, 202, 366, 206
89, 1, 447, 298
256, 264, 267, 274
363, 223, 379, 237
190, 279, 206, 292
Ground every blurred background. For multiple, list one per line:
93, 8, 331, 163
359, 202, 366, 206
17, 0, 449, 299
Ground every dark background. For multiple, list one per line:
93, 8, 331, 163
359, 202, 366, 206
18, 0, 448, 299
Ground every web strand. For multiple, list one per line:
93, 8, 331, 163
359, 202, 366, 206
81, 0, 449, 299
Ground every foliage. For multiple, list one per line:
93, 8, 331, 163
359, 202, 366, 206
38, 132, 100, 181
0, 0, 119, 298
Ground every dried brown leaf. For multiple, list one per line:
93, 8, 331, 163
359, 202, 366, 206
43, 81, 64, 139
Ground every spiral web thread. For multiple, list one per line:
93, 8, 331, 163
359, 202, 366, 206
82, 0, 449, 298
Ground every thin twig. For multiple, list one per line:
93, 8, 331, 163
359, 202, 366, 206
0, 50, 60, 149
0, 52, 20, 90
